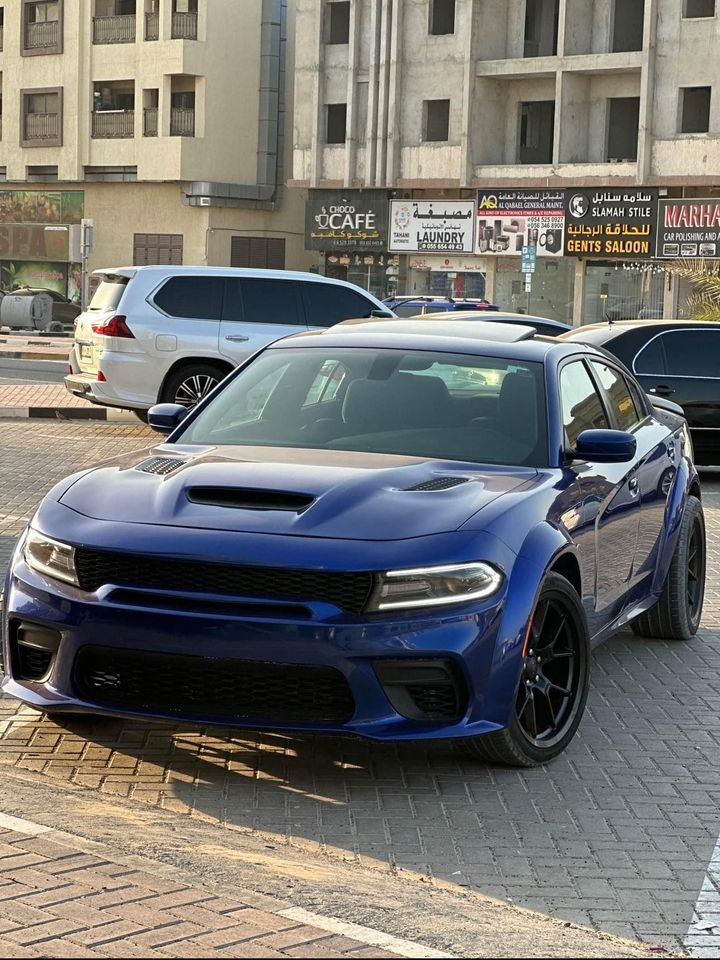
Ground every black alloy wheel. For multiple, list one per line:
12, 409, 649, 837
686, 513, 705, 625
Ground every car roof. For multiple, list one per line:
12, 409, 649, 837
89, 266, 386, 293
418, 311, 570, 328
559, 319, 718, 344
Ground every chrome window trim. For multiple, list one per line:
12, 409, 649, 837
633, 327, 720, 380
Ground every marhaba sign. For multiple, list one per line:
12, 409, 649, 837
656, 199, 720, 258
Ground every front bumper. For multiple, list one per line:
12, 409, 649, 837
2, 556, 520, 742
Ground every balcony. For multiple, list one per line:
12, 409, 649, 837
24, 20, 60, 49
143, 107, 158, 136
171, 11, 197, 39
24, 113, 60, 142
92, 15, 136, 43
170, 106, 195, 136
92, 110, 135, 138
145, 11, 158, 39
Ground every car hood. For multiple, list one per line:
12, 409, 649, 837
57, 444, 536, 541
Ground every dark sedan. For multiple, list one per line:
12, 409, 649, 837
561, 320, 720, 464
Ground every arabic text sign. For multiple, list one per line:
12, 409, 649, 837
305, 190, 388, 251
476, 190, 565, 257
389, 200, 475, 254
655, 199, 720, 259
564, 188, 658, 258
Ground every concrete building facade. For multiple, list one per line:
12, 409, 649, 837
0, 0, 313, 304
292, 0, 720, 323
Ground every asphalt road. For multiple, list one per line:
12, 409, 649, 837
0, 358, 66, 385
0, 421, 719, 955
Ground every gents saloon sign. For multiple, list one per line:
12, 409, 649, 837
656, 199, 720, 258
305, 190, 388, 251
563, 188, 658, 258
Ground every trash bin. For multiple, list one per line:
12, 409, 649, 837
0, 293, 55, 332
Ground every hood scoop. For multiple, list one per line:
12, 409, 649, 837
404, 477, 470, 492
135, 457, 188, 476
186, 487, 315, 512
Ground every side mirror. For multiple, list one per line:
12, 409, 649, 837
148, 403, 188, 435
571, 429, 637, 464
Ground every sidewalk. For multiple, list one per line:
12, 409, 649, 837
0, 384, 135, 421
0, 337, 71, 362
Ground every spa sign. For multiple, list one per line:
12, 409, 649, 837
563, 188, 658, 258
305, 190, 388, 251
389, 200, 475, 253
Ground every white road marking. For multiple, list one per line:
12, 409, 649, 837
278, 906, 456, 959
685, 834, 720, 957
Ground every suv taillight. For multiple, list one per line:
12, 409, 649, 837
91, 315, 135, 338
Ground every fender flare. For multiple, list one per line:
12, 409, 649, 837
652, 456, 693, 595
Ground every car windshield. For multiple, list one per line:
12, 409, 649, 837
179, 347, 548, 467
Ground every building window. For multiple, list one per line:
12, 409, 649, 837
681, 86, 711, 132
326, 103, 347, 143
172, 0, 198, 39
134, 234, 183, 266
519, 100, 555, 163
170, 87, 196, 136
143, 88, 159, 136
21, 88, 62, 146
92, 1, 137, 44
423, 99, 450, 141
326, 1, 350, 44
230, 237, 286, 270
23, 0, 62, 54
612, 0, 644, 51
429, 0, 455, 35
683, 0, 715, 16
92, 81, 135, 138
606, 97, 640, 161
524, 0, 559, 57
0, 8, 4, 51
26, 165, 58, 181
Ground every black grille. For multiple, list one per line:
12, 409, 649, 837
374, 659, 467, 723
186, 487, 314, 512
406, 683, 462, 721
17, 646, 54, 681
74, 549, 374, 614
73, 646, 355, 724
405, 477, 469, 492
135, 457, 187, 475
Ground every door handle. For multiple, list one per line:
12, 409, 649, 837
649, 384, 675, 396
628, 477, 640, 497
225, 335, 249, 343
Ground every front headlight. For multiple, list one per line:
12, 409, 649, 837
367, 561, 503, 612
24, 529, 80, 587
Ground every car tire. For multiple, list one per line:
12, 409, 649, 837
462, 572, 590, 767
161, 363, 228, 410
631, 495, 705, 641
132, 410, 149, 424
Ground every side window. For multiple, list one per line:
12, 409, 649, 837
626, 377, 648, 422
223, 279, 304, 326
560, 361, 609, 448
590, 361, 640, 431
302, 282, 375, 327
303, 361, 348, 406
154, 277, 224, 320
634, 335, 666, 375
658, 330, 720, 378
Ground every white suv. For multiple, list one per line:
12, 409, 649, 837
65, 266, 392, 418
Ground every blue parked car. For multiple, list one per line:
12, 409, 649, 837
383, 296, 500, 317
2, 319, 705, 765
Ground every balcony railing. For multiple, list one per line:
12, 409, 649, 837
92, 109, 135, 138
92, 15, 136, 44
145, 11, 159, 40
143, 107, 158, 137
24, 113, 60, 142
170, 106, 195, 137
24, 19, 60, 49
171, 11, 197, 39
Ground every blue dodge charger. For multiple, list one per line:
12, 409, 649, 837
1, 319, 706, 766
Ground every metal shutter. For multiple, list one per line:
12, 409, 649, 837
230, 237, 286, 270
133, 234, 183, 266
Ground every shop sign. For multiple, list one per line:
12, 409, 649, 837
0, 261, 67, 294
476, 190, 565, 257
408, 255, 486, 273
564, 188, 658, 258
520, 245, 537, 273
0, 224, 73, 262
389, 200, 475, 253
655, 198, 720, 258
306, 190, 388, 251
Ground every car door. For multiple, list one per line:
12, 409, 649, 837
300, 280, 384, 328
589, 359, 672, 596
559, 359, 641, 624
633, 327, 720, 463
219, 278, 306, 366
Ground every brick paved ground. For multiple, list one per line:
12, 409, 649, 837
0, 384, 100, 411
1, 421, 720, 953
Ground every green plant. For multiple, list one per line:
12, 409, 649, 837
667, 258, 720, 322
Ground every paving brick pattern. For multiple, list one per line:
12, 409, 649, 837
0, 384, 98, 410
0, 828, 394, 958
1, 421, 720, 952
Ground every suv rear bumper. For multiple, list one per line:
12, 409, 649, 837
64, 373, 150, 412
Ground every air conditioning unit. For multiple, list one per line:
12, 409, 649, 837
198, 197, 211, 206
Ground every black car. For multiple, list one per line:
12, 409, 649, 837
562, 320, 720, 464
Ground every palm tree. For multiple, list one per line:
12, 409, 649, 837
667, 258, 720, 321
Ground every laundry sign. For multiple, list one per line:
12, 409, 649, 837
389, 200, 475, 254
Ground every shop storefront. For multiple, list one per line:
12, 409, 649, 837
0, 190, 84, 302
305, 189, 396, 299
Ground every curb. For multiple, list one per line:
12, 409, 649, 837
0, 406, 137, 421
0, 351, 69, 361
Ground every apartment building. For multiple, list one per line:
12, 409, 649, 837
0, 0, 311, 303
292, 0, 720, 323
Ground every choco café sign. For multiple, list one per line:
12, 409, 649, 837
306, 190, 388, 251
0, 223, 74, 261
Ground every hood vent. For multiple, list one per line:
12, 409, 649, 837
135, 457, 188, 476
187, 487, 315, 512
404, 477, 470, 492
